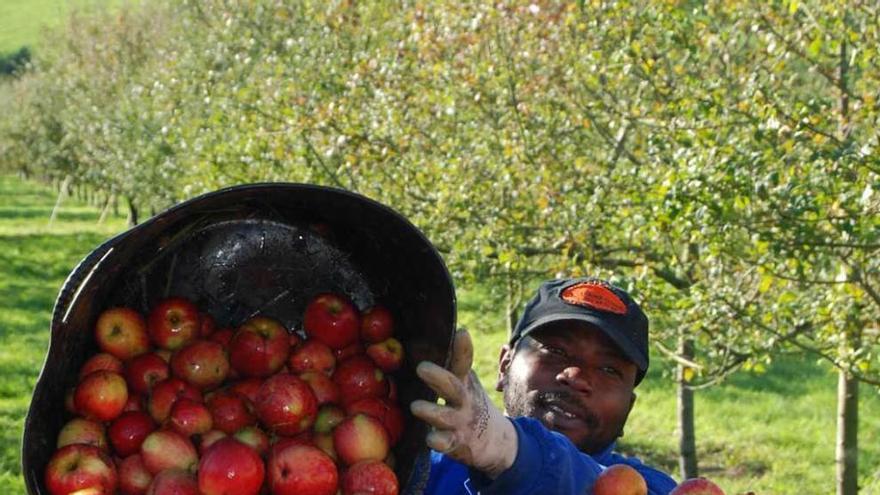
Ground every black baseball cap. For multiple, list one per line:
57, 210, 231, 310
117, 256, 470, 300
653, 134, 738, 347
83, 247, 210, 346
510, 277, 650, 385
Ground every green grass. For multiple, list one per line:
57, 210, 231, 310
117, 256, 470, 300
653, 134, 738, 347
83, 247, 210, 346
0, 0, 120, 55
0, 175, 126, 493
459, 286, 880, 494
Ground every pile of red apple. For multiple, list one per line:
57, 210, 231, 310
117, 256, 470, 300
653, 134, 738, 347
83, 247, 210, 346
45, 293, 405, 495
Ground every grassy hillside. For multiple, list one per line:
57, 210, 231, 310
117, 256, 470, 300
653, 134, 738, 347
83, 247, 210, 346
0, 0, 120, 55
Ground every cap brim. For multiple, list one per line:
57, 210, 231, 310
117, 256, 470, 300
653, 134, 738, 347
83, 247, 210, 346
516, 314, 648, 371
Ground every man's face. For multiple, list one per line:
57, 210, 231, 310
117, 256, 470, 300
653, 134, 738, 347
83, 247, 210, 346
496, 321, 638, 454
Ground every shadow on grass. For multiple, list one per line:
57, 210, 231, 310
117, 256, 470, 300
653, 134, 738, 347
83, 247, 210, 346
0, 207, 104, 222
0, 232, 112, 281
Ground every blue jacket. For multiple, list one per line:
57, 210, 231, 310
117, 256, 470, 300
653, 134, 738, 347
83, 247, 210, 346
407, 417, 677, 495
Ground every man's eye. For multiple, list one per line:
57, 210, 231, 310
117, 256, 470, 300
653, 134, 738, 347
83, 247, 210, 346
541, 345, 567, 357
601, 366, 622, 377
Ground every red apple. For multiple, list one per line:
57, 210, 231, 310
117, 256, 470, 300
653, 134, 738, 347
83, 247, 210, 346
593, 464, 647, 495
387, 377, 398, 402
255, 373, 318, 435
366, 338, 404, 372
146, 469, 198, 495
670, 478, 726, 495
334, 342, 365, 362
289, 332, 303, 349
44, 444, 117, 495
206, 389, 257, 434
147, 377, 202, 423
122, 395, 143, 413
360, 305, 394, 344
198, 430, 227, 455
270, 433, 315, 459
314, 405, 346, 434
199, 312, 216, 337
234, 425, 270, 457
118, 454, 152, 495
108, 411, 156, 457
333, 356, 388, 406
342, 460, 399, 495
140, 429, 198, 475
169, 398, 213, 436
268, 444, 338, 495
125, 353, 169, 395
170, 339, 230, 389
209, 328, 234, 347
289, 340, 336, 375
79, 353, 124, 380
95, 307, 150, 360
198, 438, 265, 495
304, 293, 361, 350
300, 371, 341, 406
229, 316, 291, 377
57, 418, 107, 451
333, 414, 389, 466
228, 378, 263, 405
346, 398, 404, 445
74, 370, 128, 422
147, 297, 200, 350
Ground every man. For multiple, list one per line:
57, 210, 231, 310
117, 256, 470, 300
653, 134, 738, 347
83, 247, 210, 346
410, 277, 677, 494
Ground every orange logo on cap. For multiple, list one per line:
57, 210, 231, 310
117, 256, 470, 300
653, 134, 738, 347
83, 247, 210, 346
561, 282, 627, 315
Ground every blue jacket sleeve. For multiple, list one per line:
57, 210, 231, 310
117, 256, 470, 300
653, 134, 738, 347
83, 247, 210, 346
468, 417, 677, 495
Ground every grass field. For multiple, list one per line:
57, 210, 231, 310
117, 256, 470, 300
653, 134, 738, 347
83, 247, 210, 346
0, 0, 120, 56
0, 175, 878, 493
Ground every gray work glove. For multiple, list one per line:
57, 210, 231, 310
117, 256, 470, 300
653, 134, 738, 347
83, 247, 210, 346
410, 329, 518, 479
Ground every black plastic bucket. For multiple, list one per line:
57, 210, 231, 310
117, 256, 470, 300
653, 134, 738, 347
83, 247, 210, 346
22, 183, 456, 494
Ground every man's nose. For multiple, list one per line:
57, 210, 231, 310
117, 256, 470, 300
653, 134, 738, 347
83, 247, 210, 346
556, 366, 593, 394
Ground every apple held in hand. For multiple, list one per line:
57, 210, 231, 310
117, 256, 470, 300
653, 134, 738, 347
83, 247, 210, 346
147, 297, 200, 350
44, 444, 117, 495
304, 293, 361, 350
229, 316, 291, 377
593, 464, 647, 495
268, 444, 338, 495
342, 460, 399, 495
198, 438, 265, 495
95, 307, 150, 361
670, 478, 726, 495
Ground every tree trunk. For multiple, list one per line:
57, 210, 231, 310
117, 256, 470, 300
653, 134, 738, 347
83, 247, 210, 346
48, 175, 72, 226
836, 369, 859, 495
677, 336, 698, 480
127, 197, 138, 227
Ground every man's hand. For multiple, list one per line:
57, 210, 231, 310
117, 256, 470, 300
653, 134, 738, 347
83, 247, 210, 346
410, 329, 518, 479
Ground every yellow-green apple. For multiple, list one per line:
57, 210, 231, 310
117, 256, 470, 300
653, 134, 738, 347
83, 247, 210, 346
333, 356, 388, 406
117, 454, 152, 495
78, 353, 123, 380
205, 389, 257, 434
108, 411, 156, 457
146, 377, 202, 423
670, 478, 726, 495
234, 425, 270, 457
198, 438, 265, 495
170, 339, 230, 389
255, 374, 318, 435
332, 414, 389, 466
342, 460, 399, 495
169, 398, 213, 436
304, 293, 361, 350
289, 340, 336, 375
125, 353, 169, 395
147, 297, 200, 350
365, 338, 404, 373
346, 398, 404, 445
95, 307, 150, 360
314, 405, 346, 434
360, 305, 394, 344
268, 444, 338, 495
299, 371, 341, 406
229, 316, 291, 377
57, 418, 107, 451
75, 370, 128, 422
593, 464, 647, 495
146, 469, 198, 495
313, 432, 337, 462
140, 429, 198, 474
44, 444, 117, 495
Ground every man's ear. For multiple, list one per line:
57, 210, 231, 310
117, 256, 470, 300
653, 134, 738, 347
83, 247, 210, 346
496, 344, 513, 392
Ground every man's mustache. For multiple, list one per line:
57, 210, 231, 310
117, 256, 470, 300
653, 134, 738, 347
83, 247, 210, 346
536, 390, 600, 429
